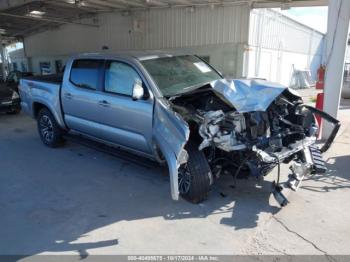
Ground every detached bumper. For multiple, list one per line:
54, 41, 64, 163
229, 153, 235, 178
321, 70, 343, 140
265, 105, 340, 164
269, 105, 340, 207
303, 105, 341, 153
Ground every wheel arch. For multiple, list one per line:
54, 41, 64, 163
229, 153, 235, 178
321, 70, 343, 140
152, 99, 190, 201
32, 102, 48, 119
32, 101, 66, 129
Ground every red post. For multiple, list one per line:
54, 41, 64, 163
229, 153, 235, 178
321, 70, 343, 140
315, 93, 324, 135
316, 65, 325, 90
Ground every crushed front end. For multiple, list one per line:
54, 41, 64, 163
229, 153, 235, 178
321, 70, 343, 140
170, 79, 340, 206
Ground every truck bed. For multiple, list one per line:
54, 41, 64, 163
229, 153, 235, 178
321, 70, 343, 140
23, 74, 63, 84
19, 74, 65, 127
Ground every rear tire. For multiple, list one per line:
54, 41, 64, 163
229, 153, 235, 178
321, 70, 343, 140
37, 108, 64, 148
178, 142, 212, 204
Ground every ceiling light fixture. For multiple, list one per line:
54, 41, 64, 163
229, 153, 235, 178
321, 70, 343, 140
28, 10, 46, 17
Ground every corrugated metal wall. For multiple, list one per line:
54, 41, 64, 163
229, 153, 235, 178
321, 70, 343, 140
8, 48, 28, 72
24, 4, 249, 68
249, 9, 324, 55
24, 4, 250, 76
24, 5, 325, 83
131, 5, 249, 49
247, 8, 325, 86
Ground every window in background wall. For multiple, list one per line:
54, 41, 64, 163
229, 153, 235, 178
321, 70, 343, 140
21, 62, 27, 72
55, 60, 64, 73
12, 62, 18, 71
39, 62, 51, 75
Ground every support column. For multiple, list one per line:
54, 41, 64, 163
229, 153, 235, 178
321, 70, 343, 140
322, 0, 350, 138
0, 41, 6, 80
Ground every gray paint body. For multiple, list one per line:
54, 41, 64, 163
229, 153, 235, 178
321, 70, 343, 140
19, 52, 293, 201
19, 52, 191, 200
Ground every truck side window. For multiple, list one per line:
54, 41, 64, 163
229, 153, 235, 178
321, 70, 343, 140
70, 59, 103, 90
105, 61, 142, 96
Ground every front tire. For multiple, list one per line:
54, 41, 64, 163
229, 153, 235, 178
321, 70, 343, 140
178, 142, 212, 204
37, 108, 64, 148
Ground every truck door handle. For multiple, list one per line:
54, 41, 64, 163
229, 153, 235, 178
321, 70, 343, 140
98, 100, 110, 107
64, 93, 73, 99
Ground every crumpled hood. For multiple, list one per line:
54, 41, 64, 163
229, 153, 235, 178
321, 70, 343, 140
210, 78, 288, 112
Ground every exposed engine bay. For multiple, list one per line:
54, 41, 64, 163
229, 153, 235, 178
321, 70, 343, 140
169, 82, 340, 206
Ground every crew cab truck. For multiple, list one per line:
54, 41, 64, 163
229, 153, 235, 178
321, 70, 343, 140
19, 53, 339, 205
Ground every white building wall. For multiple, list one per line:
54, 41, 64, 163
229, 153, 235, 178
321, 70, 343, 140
345, 44, 350, 63
7, 48, 29, 72
23, 5, 325, 85
24, 4, 250, 77
247, 9, 324, 86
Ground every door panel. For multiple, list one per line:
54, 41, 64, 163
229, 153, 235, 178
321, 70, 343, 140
63, 88, 105, 138
98, 60, 153, 154
62, 59, 106, 138
97, 95, 153, 153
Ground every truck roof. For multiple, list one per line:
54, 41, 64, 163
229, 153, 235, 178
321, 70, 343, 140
73, 50, 191, 62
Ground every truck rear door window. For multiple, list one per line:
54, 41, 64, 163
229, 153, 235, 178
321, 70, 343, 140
70, 59, 103, 90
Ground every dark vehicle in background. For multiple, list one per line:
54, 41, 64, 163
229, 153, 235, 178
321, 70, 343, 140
0, 83, 21, 114
0, 71, 33, 114
0, 71, 32, 114
3, 71, 34, 92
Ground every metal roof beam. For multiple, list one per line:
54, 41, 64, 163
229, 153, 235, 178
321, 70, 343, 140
252, 0, 328, 8
143, 0, 169, 6
165, 0, 199, 5
0, 12, 99, 27
45, 0, 108, 12
85, 0, 128, 9
107, 0, 147, 8
123, 0, 248, 10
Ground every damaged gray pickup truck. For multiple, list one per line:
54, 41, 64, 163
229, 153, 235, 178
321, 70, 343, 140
19, 53, 340, 205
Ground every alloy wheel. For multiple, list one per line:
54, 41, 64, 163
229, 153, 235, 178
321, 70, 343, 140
178, 164, 192, 194
39, 115, 54, 143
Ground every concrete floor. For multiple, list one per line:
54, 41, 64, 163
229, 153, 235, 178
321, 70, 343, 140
0, 98, 350, 257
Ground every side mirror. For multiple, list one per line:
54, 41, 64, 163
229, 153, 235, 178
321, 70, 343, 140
132, 81, 144, 100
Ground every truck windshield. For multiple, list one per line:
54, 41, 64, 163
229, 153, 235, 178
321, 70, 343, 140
140, 55, 222, 97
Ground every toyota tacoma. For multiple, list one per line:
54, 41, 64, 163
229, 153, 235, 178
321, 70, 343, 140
19, 53, 339, 205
